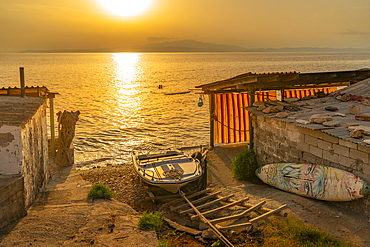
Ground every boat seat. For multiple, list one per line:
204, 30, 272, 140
137, 151, 182, 160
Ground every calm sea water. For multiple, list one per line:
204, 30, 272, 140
1, 52, 370, 167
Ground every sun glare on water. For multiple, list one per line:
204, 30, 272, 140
98, 0, 152, 16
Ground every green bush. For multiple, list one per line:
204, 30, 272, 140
231, 147, 257, 180
88, 183, 116, 199
138, 211, 164, 231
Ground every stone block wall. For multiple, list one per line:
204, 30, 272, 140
252, 114, 370, 184
21, 100, 49, 207
0, 176, 26, 230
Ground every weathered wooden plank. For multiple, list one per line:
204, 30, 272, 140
164, 217, 202, 236
249, 204, 287, 224
191, 197, 249, 220
226, 199, 288, 217
159, 188, 213, 211
209, 201, 266, 224
171, 191, 221, 212
147, 191, 156, 203
179, 192, 234, 247
179, 194, 234, 215
216, 204, 287, 231
145, 194, 181, 201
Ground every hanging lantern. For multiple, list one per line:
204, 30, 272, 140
198, 94, 203, 107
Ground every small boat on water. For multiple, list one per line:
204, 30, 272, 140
132, 150, 204, 193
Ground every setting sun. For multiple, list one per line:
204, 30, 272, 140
98, 0, 152, 16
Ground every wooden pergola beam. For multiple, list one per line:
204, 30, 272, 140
196, 68, 370, 94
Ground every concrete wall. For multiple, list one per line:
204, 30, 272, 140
21, 100, 49, 207
0, 125, 23, 175
252, 114, 370, 184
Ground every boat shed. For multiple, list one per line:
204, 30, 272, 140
195, 68, 370, 184
195, 68, 370, 147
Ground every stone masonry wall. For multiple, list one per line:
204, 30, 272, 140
252, 114, 370, 184
21, 100, 49, 207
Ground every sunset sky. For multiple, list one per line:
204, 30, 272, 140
1, 0, 370, 52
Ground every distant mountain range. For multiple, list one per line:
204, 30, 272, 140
19, 40, 370, 53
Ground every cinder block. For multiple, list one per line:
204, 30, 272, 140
298, 142, 310, 153
316, 157, 330, 166
339, 139, 357, 150
287, 154, 301, 163
333, 144, 350, 157
310, 145, 323, 158
363, 164, 370, 181
300, 127, 326, 140
305, 135, 318, 147
338, 155, 357, 169
276, 148, 287, 159
287, 140, 298, 149
317, 139, 333, 151
349, 149, 369, 163
287, 129, 305, 143
290, 147, 303, 159
279, 143, 291, 153
303, 152, 317, 164
358, 144, 370, 154
323, 150, 339, 163
321, 134, 339, 144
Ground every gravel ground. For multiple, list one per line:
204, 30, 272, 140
77, 163, 268, 247
78, 164, 160, 212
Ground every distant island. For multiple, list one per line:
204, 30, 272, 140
18, 40, 370, 53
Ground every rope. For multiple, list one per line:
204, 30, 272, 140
163, 168, 184, 180
210, 114, 249, 132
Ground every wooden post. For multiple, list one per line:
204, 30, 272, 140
19, 67, 25, 97
249, 89, 255, 149
210, 93, 215, 147
48, 93, 57, 157
281, 87, 285, 101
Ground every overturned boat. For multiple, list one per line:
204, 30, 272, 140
132, 150, 204, 193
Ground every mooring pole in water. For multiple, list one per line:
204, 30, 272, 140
19, 67, 25, 97
210, 93, 215, 148
48, 93, 57, 157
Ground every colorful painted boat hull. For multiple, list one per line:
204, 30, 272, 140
256, 163, 370, 201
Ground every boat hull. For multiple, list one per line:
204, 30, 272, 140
132, 150, 203, 193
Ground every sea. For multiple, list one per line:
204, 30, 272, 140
1, 52, 370, 168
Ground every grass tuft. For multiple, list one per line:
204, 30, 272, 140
88, 183, 116, 199
158, 231, 183, 247
138, 211, 164, 231
262, 218, 354, 247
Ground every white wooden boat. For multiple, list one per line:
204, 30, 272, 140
132, 150, 203, 193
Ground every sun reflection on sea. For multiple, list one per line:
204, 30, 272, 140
112, 53, 142, 96
109, 53, 144, 137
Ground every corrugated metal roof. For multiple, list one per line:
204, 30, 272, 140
335, 77, 370, 99
247, 78, 370, 147
196, 68, 370, 93
0, 96, 46, 125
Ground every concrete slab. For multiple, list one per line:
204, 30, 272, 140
0, 159, 158, 247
